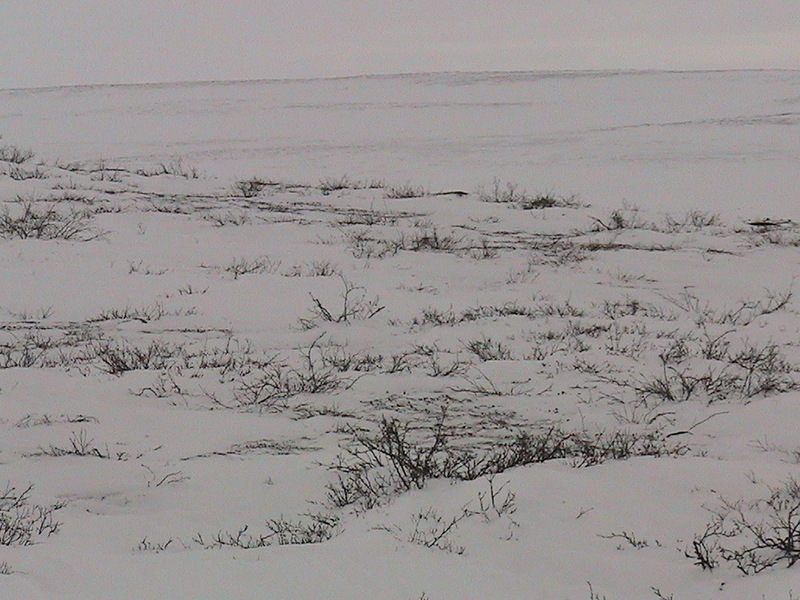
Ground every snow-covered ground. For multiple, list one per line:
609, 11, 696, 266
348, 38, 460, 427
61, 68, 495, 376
2, 69, 799, 219
0, 70, 799, 599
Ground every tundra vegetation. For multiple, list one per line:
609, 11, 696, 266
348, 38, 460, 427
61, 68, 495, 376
0, 145, 798, 600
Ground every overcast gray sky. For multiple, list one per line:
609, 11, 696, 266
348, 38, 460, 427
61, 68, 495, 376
2, 1, 798, 89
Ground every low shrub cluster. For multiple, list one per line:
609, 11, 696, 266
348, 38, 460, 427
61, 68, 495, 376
0, 202, 101, 240
327, 414, 684, 511
0, 484, 62, 546
688, 478, 800, 575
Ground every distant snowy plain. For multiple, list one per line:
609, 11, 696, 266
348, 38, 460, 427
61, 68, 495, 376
0, 71, 799, 599
2, 70, 799, 217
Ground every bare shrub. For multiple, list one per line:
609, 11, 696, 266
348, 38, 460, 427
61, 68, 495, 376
135, 158, 200, 179
8, 165, 47, 180
409, 302, 536, 330
319, 175, 359, 194
519, 193, 580, 210
448, 369, 532, 396
478, 179, 528, 204
14, 413, 98, 428
478, 179, 578, 209
90, 165, 125, 182
127, 261, 168, 275
590, 203, 646, 230
283, 260, 340, 277
0, 145, 35, 164
598, 529, 653, 549
463, 336, 513, 361
326, 415, 469, 509
467, 476, 518, 525
222, 256, 282, 279
661, 210, 724, 232
0, 332, 60, 368
409, 343, 470, 377
0, 484, 62, 545
91, 302, 172, 323
386, 184, 426, 199
203, 210, 251, 227
317, 342, 384, 372
397, 226, 466, 252
409, 306, 461, 328
598, 339, 797, 404
36, 429, 128, 460
196, 513, 340, 549
233, 178, 271, 197
85, 339, 187, 375
729, 342, 798, 397
327, 414, 681, 510
465, 238, 500, 260
343, 229, 400, 259
660, 287, 793, 327
135, 538, 176, 553
301, 276, 385, 327
688, 478, 800, 575
230, 337, 351, 409
386, 507, 467, 554
0, 202, 101, 240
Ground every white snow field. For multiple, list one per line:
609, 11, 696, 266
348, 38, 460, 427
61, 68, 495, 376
0, 70, 799, 599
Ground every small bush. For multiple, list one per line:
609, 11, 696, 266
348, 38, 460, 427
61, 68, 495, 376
0, 202, 101, 241
465, 238, 500, 260
15, 413, 98, 428
519, 193, 579, 210
688, 478, 800, 575
590, 203, 646, 230
386, 184, 426, 199
135, 538, 176, 553
661, 210, 724, 232
36, 429, 127, 460
343, 229, 400, 259
0, 484, 62, 545
136, 158, 199, 179
85, 339, 187, 375
409, 307, 461, 328
203, 210, 251, 227
283, 260, 340, 278
196, 513, 340, 549
327, 415, 681, 510
317, 343, 384, 372
478, 179, 528, 204
223, 256, 281, 279
91, 302, 171, 323
233, 178, 271, 198
231, 337, 351, 409
468, 476, 518, 525
478, 179, 578, 209
598, 339, 797, 404
8, 165, 47, 180
0, 332, 59, 368
397, 227, 466, 252
319, 175, 359, 194
301, 276, 385, 327
127, 261, 168, 275
0, 145, 35, 164
391, 507, 467, 554
464, 336, 513, 361
661, 287, 793, 327
409, 343, 470, 377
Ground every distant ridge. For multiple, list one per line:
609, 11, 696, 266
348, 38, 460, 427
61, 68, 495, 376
3, 68, 797, 94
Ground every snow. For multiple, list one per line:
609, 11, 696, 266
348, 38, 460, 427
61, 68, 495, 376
0, 70, 799, 599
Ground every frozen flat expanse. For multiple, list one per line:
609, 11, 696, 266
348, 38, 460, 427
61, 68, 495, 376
2, 69, 799, 218
0, 71, 799, 599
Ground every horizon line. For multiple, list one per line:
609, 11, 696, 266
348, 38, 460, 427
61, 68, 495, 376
3, 67, 798, 94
